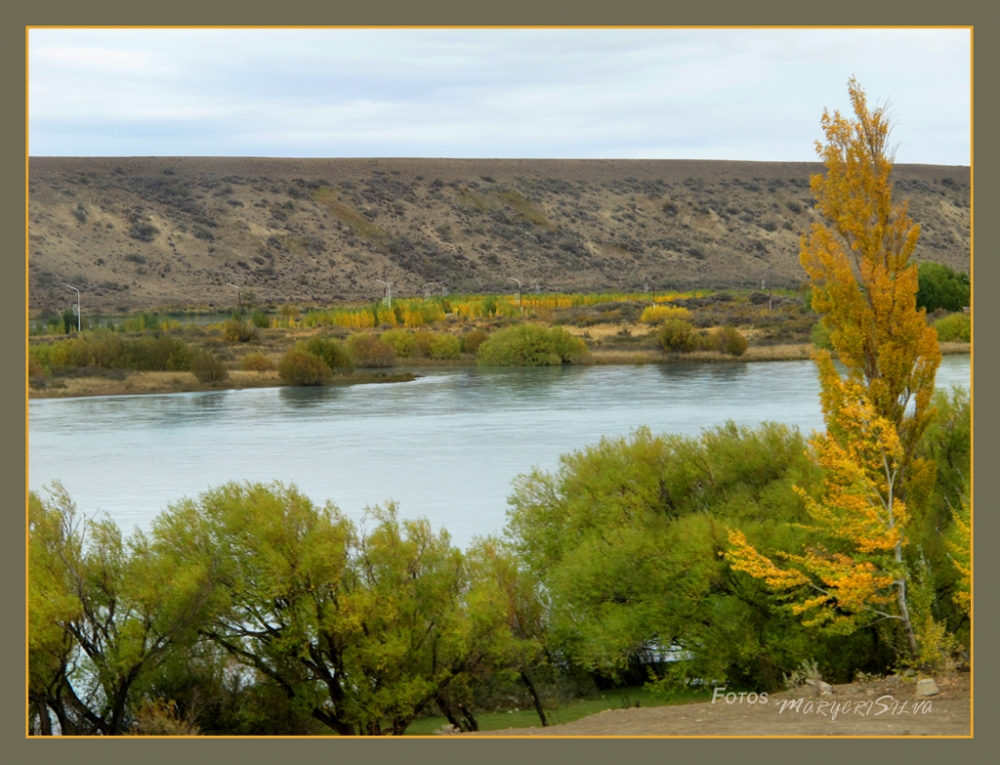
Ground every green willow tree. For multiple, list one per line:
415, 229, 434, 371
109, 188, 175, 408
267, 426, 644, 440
29, 485, 215, 735
150, 483, 501, 736
504, 423, 848, 690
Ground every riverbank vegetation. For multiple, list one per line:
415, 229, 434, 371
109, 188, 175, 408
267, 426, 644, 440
27, 283, 969, 398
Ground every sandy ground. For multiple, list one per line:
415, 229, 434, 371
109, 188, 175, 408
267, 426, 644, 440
465, 673, 971, 737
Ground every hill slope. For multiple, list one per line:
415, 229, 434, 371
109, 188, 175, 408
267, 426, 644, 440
28, 157, 970, 314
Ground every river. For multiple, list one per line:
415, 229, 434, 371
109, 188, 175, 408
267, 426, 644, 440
28, 356, 970, 549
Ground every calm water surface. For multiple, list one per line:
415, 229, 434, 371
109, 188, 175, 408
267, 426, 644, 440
28, 356, 970, 549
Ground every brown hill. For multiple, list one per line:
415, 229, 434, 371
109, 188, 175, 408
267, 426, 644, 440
27, 157, 970, 314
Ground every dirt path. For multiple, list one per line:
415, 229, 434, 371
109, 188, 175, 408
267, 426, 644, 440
466, 673, 971, 737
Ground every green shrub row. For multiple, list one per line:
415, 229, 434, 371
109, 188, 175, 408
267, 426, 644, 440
476, 324, 589, 366
30, 332, 195, 373
379, 329, 476, 360
934, 312, 971, 342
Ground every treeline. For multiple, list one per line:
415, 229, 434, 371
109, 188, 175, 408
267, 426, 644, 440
29, 386, 969, 736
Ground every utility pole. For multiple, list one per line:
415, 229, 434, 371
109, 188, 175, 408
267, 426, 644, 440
226, 283, 242, 315
66, 284, 81, 332
760, 269, 772, 311
376, 279, 392, 308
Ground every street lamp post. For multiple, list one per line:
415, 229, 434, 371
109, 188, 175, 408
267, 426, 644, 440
66, 284, 81, 332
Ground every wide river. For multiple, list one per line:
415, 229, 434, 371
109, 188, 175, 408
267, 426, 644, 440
28, 356, 970, 550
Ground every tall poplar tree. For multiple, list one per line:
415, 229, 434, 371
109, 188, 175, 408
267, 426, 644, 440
727, 80, 944, 663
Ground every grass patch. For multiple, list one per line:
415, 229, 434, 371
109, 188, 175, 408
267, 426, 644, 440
311, 187, 387, 241
457, 187, 489, 211
496, 189, 553, 229
403, 686, 713, 735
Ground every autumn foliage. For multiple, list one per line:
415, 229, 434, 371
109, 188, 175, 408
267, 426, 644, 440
726, 79, 948, 663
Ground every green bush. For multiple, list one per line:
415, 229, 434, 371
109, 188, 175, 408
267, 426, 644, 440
223, 319, 260, 343
303, 336, 354, 374
657, 320, 699, 353
412, 331, 436, 358
933, 312, 971, 342
250, 309, 271, 329
190, 351, 229, 383
347, 334, 397, 368
240, 352, 274, 372
713, 326, 748, 356
429, 333, 461, 360
380, 329, 416, 358
461, 329, 489, 355
917, 262, 970, 313
278, 348, 330, 386
476, 324, 589, 366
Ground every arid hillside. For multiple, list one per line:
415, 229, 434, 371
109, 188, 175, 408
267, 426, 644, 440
28, 157, 970, 314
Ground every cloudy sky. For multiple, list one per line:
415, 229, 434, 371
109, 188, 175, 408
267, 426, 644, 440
28, 28, 971, 165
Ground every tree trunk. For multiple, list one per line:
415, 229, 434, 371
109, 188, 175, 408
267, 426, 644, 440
34, 699, 53, 736
520, 670, 549, 727
458, 703, 479, 732
896, 575, 920, 659
434, 693, 464, 731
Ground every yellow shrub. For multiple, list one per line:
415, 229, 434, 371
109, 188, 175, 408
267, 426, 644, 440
640, 305, 692, 324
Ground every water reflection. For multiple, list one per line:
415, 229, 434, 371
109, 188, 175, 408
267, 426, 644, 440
278, 385, 347, 410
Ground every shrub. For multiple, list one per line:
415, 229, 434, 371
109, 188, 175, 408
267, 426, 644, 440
461, 329, 489, 355
811, 320, 833, 350
412, 331, 436, 358
429, 333, 461, 360
36, 332, 194, 372
127, 335, 193, 371
933, 312, 971, 343
640, 305, 692, 324
223, 320, 260, 343
657, 320, 699, 353
250, 309, 271, 329
278, 348, 330, 386
713, 326, 748, 356
917, 262, 970, 313
347, 334, 397, 368
380, 329, 416, 358
303, 336, 354, 374
477, 324, 589, 366
241, 352, 275, 372
129, 223, 159, 242
28, 356, 49, 388
190, 351, 229, 383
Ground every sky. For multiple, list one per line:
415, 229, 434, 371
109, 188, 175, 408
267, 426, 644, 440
28, 28, 972, 165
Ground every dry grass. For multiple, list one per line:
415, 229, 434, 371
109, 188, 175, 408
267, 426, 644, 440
563, 323, 657, 340
30, 370, 282, 399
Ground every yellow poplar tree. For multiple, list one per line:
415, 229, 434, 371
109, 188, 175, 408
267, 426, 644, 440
727, 79, 943, 661
803, 78, 941, 466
